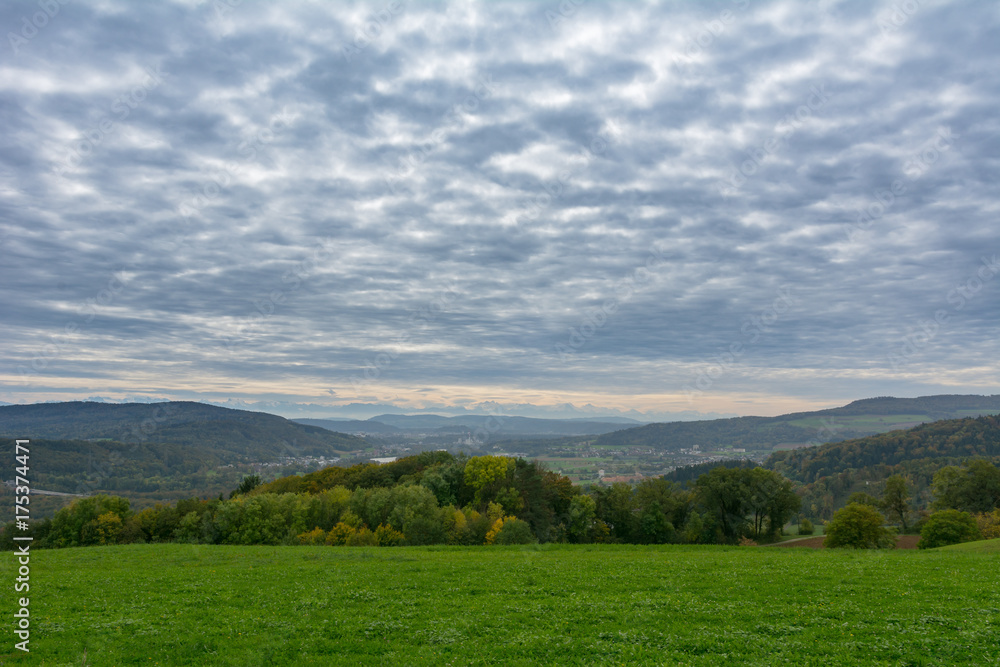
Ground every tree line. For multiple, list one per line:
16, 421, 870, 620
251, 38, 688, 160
2, 452, 800, 549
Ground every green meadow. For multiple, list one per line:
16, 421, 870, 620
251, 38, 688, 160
3, 542, 999, 666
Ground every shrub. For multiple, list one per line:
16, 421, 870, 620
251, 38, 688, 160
798, 519, 814, 536
738, 536, 758, 546
374, 524, 406, 547
824, 503, 895, 549
919, 510, 980, 549
297, 527, 326, 546
973, 509, 1000, 540
346, 526, 378, 546
494, 518, 535, 545
484, 517, 506, 545
324, 522, 356, 546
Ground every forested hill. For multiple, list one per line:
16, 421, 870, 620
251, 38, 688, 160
596, 416, 815, 451
0, 401, 365, 461
593, 394, 1000, 451
765, 415, 1000, 485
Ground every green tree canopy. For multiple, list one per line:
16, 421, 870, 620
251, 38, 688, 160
918, 510, 980, 549
879, 475, 911, 531
824, 503, 895, 549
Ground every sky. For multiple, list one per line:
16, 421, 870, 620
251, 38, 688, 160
1, 0, 998, 421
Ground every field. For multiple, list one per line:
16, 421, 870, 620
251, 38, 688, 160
939, 538, 1000, 553
3, 544, 999, 666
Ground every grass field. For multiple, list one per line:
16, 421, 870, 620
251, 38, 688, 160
939, 537, 1000, 553
3, 543, 998, 666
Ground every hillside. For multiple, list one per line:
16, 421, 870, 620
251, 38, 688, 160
765, 415, 1000, 484
595, 394, 1000, 452
764, 415, 1000, 519
0, 401, 366, 461
293, 418, 402, 435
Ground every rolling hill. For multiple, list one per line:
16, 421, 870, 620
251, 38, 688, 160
594, 394, 1000, 452
764, 415, 1000, 518
0, 401, 366, 461
293, 418, 403, 435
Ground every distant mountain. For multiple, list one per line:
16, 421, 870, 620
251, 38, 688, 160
0, 401, 366, 461
361, 413, 633, 436
595, 394, 1000, 452
293, 418, 402, 435
562, 416, 644, 424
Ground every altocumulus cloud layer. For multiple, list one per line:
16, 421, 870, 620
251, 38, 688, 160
1, 0, 998, 419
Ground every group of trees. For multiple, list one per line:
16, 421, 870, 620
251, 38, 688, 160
821, 461, 1000, 549
7, 446, 998, 552
3, 453, 804, 549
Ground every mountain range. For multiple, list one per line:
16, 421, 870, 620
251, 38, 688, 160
294, 414, 642, 437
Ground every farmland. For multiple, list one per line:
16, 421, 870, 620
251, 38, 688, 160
3, 543, 998, 665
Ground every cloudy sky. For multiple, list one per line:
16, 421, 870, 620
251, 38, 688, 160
1, 0, 998, 420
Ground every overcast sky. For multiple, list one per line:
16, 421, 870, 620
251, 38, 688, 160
1, 0, 998, 420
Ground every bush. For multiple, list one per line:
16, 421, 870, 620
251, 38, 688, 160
484, 516, 536, 545
324, 522, 356, 546
494, 518, 536, 545
824, 503, 895, 549
346, 526, 378, 546
918, 510, 980, 549
798, 519, 814, 536
374, 524, 406, 547
973, 509, 1000, 540
297, 527, 326, 545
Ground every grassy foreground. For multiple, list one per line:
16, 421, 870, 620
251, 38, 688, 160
939, 537, 1000, 553
2, 543, 999, 666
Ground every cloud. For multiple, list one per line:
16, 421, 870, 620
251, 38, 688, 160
1, 0, 998, 418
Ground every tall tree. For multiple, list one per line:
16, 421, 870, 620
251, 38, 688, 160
879, 475, 911, 532
695, 467, 750, 542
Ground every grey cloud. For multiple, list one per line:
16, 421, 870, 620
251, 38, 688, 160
1, 0, 998, 416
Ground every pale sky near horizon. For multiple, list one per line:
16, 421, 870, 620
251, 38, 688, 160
1, 0, 998, 421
